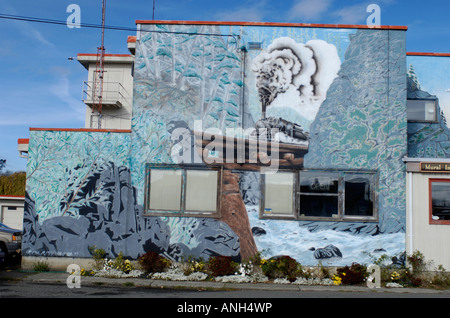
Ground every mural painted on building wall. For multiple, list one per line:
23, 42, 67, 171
23, 23, 409, 267
406, 55, 450, 158
132, 24, 407, 265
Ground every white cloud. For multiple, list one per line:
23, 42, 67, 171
213, 0, 270, 22
331, 3, 370, 24
287, 0, 334, 22
0, 69, 85, 127
0, 3, 59, 52
28, 28, 57, 49
48, 70, 86, 122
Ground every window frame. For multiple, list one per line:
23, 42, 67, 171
144, 164, 222, 218
260, 169, 378, 222
406, 98, 438, 123
428, 178, 450, 225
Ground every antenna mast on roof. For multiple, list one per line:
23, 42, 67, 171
91, 0, 106, 129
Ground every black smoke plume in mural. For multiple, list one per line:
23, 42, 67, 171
252, 37, 340, 142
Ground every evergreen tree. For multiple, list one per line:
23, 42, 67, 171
0, 159, 5, 173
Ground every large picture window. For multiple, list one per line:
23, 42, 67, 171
429, 179, 450, 225
145, 165, 221, 217
261, 169, 377, 221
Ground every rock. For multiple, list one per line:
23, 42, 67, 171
252, 227, 266, 236
313, 244, 342, 259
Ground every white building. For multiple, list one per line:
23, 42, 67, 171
77, 51, 134, 130
0, 196, 24, 230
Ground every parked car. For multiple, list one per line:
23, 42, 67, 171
0, 222, 22, 263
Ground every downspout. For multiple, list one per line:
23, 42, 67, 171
408, 171, 413, 255
240, 46, 247, 129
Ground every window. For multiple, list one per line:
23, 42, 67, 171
148, 169, 182, 211
185, 169, 219, 213
344, 173, 375, 217
299, 171, 339, 218
407, 99, 437, 122
261, 169, 377, 221
262, 171, 295, 218
429, 179, 450, 225
145, 165, 221, 217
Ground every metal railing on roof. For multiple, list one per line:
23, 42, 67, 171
82, 81, 130, 108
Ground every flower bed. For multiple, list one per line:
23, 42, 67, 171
82, 248, 450, 289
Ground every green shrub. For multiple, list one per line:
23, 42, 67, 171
407, 250, 428, 276
431, 265, 450, 288
397, 250, 430, 287
112, 252, 134, 274
33, 260, 50, 272
260, 256, 302, 282
180, 256, 207, 276
207, 255, 238, 277
138, 251, 171, 273
88, 245, 107, 270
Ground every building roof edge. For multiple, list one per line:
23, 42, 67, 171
407, 52, 450, 57
135, 19, 408, 30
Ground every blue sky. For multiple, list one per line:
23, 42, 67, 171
1, 0, 450, 172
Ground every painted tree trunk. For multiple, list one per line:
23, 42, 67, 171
219, 169, 258, 261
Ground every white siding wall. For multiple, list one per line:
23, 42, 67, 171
0, 197, 24, 231
407, 172, 450, 270
84, 60, 134, 130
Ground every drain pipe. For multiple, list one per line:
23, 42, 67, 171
403, 156, 416, 256
408, 171, 413, 255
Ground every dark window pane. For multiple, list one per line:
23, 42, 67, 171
431, 182, 450, 221
344, 175, 373, 216
300, 172, 339, 194
300, 195, 338, 217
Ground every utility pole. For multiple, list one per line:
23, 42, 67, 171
91, 0, 106, 129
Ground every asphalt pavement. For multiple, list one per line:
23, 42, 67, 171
1, 268, 450, 297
